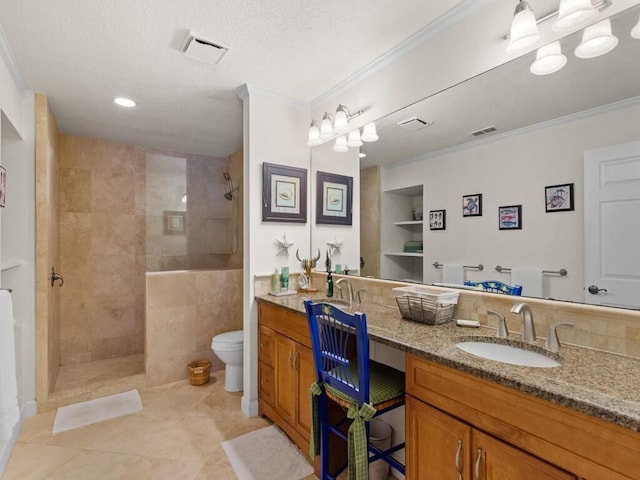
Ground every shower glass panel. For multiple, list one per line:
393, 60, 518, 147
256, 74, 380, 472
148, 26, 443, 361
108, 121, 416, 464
145, 151, 240, 272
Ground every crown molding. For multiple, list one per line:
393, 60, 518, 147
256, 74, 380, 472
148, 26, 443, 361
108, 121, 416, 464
388, 95, 640, 169
311, 0, 493, 107
0, 25, 31, 96
237, 84, 310, 111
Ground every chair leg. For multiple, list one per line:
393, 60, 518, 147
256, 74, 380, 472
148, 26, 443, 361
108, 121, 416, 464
319, 393, 331, 480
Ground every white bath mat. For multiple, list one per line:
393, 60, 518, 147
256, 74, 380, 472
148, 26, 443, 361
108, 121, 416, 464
52, 389, 143, 434
222, 425, 314, 480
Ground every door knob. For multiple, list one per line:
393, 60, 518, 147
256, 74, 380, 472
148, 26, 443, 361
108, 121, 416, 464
587, 285, 607, 295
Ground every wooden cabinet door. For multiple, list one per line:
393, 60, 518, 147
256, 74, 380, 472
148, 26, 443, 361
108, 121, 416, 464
406, 396, 471, 480
274, 333, 297, 426
295, 344, 314, 437
258, 325, 275, 367
258, 361, 274, 407
472, 430, 576, 480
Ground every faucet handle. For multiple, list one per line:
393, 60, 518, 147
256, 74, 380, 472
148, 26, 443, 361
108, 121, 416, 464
487, 310, 508, 338
356, 288, 366, 303
545, 322, 574, 352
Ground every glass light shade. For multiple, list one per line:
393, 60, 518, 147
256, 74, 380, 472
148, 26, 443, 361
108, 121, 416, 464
506, 1, 540, 54
361, 122, 379, 142
333, 106, 349, 134
574, 19, 618, 59
332, 135, 349, 153
631, 14, 640, 39
114, 97, 136, 107
347, 129, 363, 147
552, 0, 599, 33
530, 42, 567, 75
307, 122, 322, 146
320, 113, 334, 140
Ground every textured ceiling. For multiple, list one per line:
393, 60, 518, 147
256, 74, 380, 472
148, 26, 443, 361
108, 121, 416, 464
0, 0, 464, 157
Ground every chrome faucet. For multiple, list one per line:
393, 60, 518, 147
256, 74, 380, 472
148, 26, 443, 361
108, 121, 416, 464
545, 322, 574, 352
510, 302, 536, 343
335, 278, 354, 304
487, 310, 508, 338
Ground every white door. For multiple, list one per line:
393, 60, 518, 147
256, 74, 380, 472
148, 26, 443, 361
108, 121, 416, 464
584, 140, 640, 308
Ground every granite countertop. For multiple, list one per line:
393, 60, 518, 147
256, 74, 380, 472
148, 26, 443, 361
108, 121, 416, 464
256, 292, 640, 433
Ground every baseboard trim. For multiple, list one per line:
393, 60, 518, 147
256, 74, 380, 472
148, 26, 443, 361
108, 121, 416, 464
241, 396, 259, 418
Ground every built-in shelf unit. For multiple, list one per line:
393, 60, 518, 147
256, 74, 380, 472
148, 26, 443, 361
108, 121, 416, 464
381, 184, 424, 282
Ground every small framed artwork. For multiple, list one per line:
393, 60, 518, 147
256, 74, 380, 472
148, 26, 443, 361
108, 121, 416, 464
463, 193, 482, 217
545, 183, 574, 212
262, 162, 307, 223
163, 210, 186, 235
498, 205, 522, 230
429, 210, 446, 230
0, 166, 5, 208
316, 171, 353, 225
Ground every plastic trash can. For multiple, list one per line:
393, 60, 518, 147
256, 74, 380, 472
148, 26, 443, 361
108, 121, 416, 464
369, 418, 392, 479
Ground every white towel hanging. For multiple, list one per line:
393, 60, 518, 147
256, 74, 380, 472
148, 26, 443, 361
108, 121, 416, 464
442, 264, 465, 285
511, 267, 544, 298
0, 290, 19, 442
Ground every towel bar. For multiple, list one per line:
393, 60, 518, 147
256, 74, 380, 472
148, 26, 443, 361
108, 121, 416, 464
433, 262, 484, 271
494, 265, 568, 277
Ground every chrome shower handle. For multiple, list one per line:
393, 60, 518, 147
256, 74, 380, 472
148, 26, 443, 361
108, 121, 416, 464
50, 267, 64, 287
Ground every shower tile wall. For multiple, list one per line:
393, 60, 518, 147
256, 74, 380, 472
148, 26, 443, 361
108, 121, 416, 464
58, 136, 146, 364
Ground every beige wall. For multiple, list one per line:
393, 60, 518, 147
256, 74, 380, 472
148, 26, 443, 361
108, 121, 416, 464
145, 269, 243, 387
34, 94, 61, 397
360, 166, 381, 278
58, 135, 146, 364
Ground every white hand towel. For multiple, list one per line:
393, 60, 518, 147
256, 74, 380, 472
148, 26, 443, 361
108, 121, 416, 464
0, 290, 19, 441
511, 267, 543, 297
442, 264, 465, 285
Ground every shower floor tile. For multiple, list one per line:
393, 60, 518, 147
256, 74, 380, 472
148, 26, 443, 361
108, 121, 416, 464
54, 354, 145, 393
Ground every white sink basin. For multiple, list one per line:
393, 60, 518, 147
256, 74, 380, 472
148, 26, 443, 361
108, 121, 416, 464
456, 341, 561, 368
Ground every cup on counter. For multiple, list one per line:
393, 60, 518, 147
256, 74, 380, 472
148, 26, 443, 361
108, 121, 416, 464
281, 267, 289, 291
335, 264, 342, 274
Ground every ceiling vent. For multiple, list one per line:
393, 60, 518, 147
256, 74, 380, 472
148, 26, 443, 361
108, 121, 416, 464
183, 32, 229, 64
396, 116, 433, 132
468, 125, 497, 137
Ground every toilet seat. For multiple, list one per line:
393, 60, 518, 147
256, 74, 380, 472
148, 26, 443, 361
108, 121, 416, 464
211, 330, 243, 351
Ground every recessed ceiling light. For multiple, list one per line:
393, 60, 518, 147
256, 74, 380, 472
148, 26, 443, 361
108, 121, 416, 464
359, 153, 366, 158
114, 97, 136, 108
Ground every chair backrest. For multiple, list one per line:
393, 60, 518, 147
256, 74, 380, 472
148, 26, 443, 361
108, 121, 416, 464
464, 280, 523, 296
304, 300, 369, 406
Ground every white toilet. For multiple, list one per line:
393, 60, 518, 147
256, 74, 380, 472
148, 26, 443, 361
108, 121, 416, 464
211, 330, 244, 392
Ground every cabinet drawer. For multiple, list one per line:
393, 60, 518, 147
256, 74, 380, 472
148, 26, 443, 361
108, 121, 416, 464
258, 301, 311, 348
259, 360, 274, 407
259, 325, 275, 367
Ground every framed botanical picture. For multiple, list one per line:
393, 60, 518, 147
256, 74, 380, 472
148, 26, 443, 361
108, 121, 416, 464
498, 205, 522, 230
316, 171, 353, 225
463, 193, 482, 217
429, 209, 446, 230
0, 166, 5, 208
545, 183, 574, 212
262, 162, 307, 223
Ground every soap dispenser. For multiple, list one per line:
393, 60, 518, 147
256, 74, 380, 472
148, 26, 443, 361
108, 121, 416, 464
326, 271, 333, 297
271, 269, 281, 294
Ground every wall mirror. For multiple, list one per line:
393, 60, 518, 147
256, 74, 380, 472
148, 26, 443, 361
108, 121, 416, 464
311, 4, 640, 309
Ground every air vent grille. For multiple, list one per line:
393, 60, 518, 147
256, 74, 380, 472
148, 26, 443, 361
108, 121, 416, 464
469, 125, 497, 137
183, 32, 229, 64
397, 116, 433, 132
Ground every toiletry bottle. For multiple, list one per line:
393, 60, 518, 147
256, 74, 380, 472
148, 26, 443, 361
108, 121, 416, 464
326, 271, 333, 297
271, 269, 280, 294
281, 266, 289, 291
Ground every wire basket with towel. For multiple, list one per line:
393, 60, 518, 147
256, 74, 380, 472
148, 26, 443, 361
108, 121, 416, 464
393, 285, 459, 325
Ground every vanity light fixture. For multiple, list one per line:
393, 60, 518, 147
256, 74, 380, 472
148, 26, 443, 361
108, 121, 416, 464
553, 0, 599, 33
319, 112, 334, 141
506, 0, 541, 54
631, 14, 640, 39
307, 120, 322, 146
332, 135, 349, 153
361, 122, 379, 142
530, 41, 567, 75
574, 18, 618, 58
114, 97, 136, 108
347, 129, 363, 147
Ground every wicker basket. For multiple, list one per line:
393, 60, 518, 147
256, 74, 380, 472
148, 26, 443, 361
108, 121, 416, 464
188, 359, 211, 386
395, 295, 456, 325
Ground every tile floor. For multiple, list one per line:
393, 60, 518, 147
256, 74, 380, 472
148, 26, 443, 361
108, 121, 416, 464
2, 371, 318, 480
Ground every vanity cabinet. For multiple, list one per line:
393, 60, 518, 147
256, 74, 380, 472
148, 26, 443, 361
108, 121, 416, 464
258, 302, 314, 453
406, 354, 640, 480
406, 396, 574, 479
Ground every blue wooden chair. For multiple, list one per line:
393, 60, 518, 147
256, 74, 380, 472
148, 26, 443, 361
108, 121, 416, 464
464, 280, 523, 296
304, 300, 406, 480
